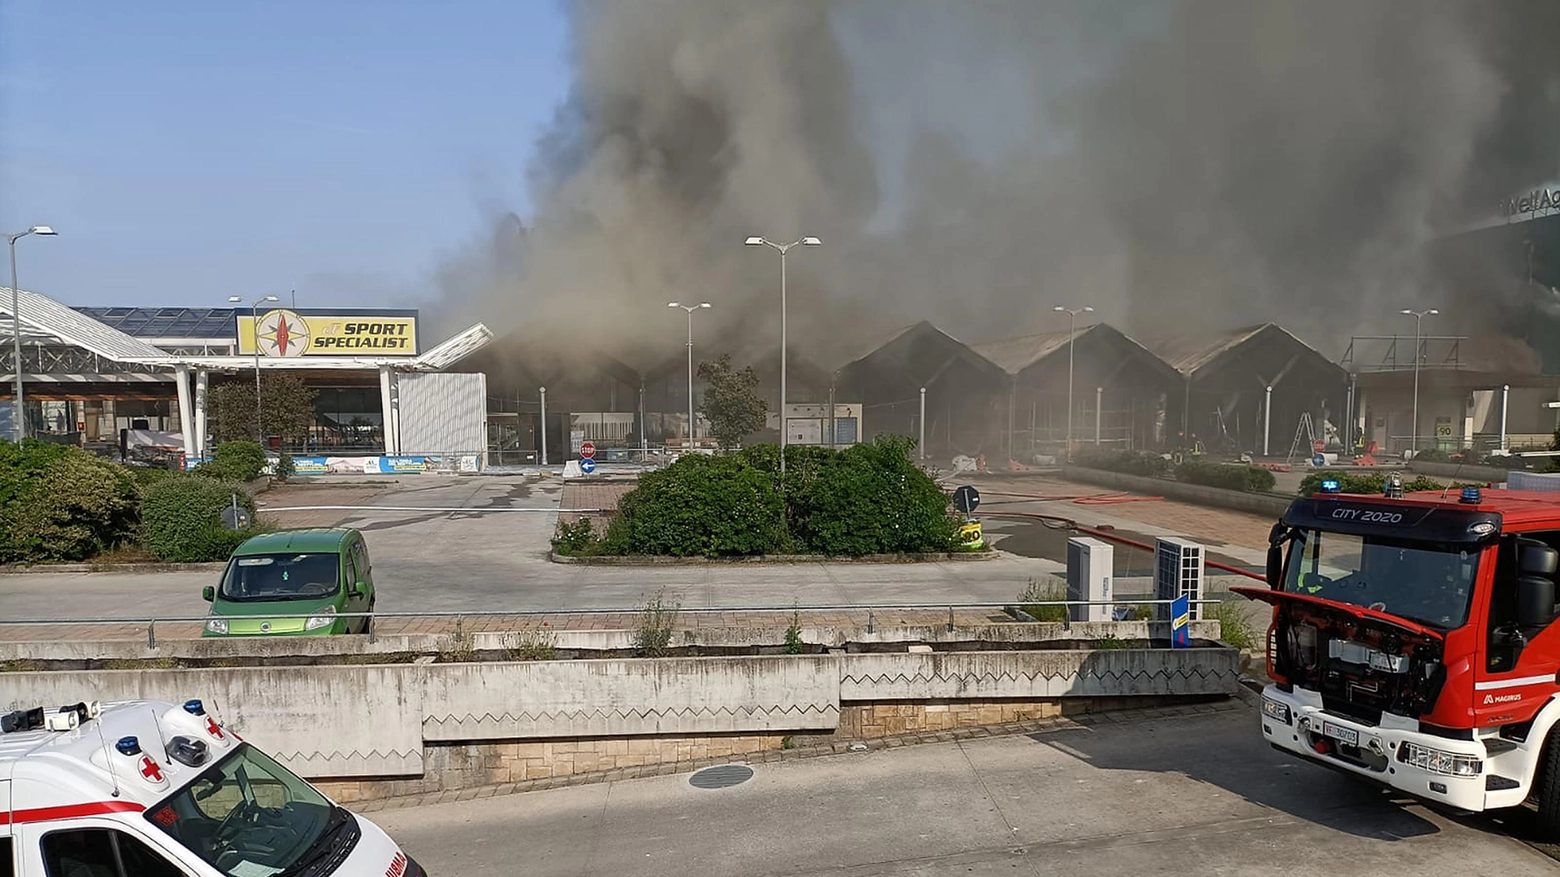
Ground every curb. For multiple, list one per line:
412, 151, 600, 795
0, 561, 226, 576
349, 695, 1244, 813
548, 549, 1002, 566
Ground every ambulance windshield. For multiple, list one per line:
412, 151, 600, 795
146, 743, 352, 877
1282, 529, 1480, 629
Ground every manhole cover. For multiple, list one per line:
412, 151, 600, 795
688, 764, 754, 790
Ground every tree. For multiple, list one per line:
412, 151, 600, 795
209, 374, 318, 446
697, 354, 767, 450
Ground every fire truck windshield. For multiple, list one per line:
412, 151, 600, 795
1282, 528, 1480, 629
146, 743, 349, 877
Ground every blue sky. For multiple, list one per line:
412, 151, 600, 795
0, 0, 572, 310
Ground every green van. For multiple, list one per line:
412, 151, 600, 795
202, 528, 376, 637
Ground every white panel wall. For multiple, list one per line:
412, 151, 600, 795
396, 372, 487, 457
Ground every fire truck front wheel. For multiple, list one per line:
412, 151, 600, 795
1537, 726, 1560, 841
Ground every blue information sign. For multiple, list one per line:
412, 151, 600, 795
1311, 453, 1326, 468
579, 458, 597, 474
1171, 594, 1191, 649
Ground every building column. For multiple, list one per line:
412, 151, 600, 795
379, 366, 401, 455
174, 365, 195, 462
193, 369, 209, 459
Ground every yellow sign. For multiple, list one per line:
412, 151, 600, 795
236, 311, 418, 357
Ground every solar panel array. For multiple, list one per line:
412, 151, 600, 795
72, 307, 238, 339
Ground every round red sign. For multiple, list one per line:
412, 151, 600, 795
580, 442, 596, 459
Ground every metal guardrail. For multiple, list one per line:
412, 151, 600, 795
0, 599, 1229, 648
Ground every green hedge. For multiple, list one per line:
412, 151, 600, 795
603, 454, 785, 557
0, 442, 140, 563
757, 437, 961, 556
1297, 470, 1449, 497
140, 475, 260, 562
1070, 448, 1171, 478
195, 441, 268, 483
594, 437, 961, 558
1174, 460, 1276, 493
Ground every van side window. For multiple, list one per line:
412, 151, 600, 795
343, 552, 358, 589
354, 540, 370, 576
41, 828, 183, 877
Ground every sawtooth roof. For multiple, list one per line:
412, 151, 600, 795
2, 287, 172, 363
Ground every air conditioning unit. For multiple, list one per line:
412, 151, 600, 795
1155, 537, 1205, 621
1066, 536, 1114, 623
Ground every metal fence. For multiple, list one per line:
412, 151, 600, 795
0, 598, 1230, 648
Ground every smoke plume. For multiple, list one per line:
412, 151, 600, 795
428, 0, 1560, 368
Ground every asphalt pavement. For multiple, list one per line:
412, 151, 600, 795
0, 474, 1272, 623
371, 706, 1558, 877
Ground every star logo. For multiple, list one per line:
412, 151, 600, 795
255, 309, 312, 357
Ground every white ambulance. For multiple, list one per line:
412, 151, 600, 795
1, 699, 425, 877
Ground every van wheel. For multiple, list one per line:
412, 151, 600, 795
1538, 727, 1560, 842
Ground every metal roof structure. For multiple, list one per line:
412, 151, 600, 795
5, 287, 491, 374
1143, 324, 1273, 378
970, 328, 1081, 375
2, 287, 173, 363
73, 306, 237, 339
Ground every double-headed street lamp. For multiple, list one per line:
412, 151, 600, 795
230, 294, 280, 442
1053, 305, 1094, 458
7, 225, 58, 442
669, 301, 712, 446
744, 235, 821, 473
1399, 308, 1439, 456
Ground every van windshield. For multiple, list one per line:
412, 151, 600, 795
145, 743, 353, 877
220, 553, 340, 602
1283, 528, 1480, 629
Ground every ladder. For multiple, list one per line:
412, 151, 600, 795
1286, 412, 1317, 465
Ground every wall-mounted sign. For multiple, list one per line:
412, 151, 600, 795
236, 310, 419, 357
1498, 184, 1559, 221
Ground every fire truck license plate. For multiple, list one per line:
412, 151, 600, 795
1322, 721, 1358, 747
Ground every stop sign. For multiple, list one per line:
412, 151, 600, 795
580, 441, 596, 460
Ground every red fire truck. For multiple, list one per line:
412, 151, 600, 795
1235, 477, 1560, 836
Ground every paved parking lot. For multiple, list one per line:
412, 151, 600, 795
373, 705, 1558, 877
0, 473, 1275, 628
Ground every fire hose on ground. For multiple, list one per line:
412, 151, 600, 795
971, 509, 1268, 582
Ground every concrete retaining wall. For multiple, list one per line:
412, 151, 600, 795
2, 644, 1238, 783
0, 621, 1226, 662
1062, 466, 1294, 518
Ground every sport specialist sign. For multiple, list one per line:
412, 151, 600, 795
236, 309, 419, 357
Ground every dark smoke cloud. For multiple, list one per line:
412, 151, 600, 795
428, 0, 1560, 368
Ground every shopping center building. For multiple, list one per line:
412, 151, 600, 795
1, 287, 493, 469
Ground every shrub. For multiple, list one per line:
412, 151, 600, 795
1174, 460, 1276, 493
605, 454, 785, 557
634, 588, 680, 657
1016, 578, 1067, 622
1209, 600, 1256, 651
1071, 447, 1171, 478
0, 444, 140, 563
273, 452, 296, 481
781, 437, 960, 556
196, 441, 268, 483
551, 517, 602, 556
140, 475, 260, 562
1296, 470, 1446, 497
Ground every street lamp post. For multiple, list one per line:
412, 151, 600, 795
1399, 308, 1439, 456
6, 225, 58, 442
232, 295, 280, 443
669, 302, 711, 448
1053, 306, 1094, 459
745, 235, 821, 474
